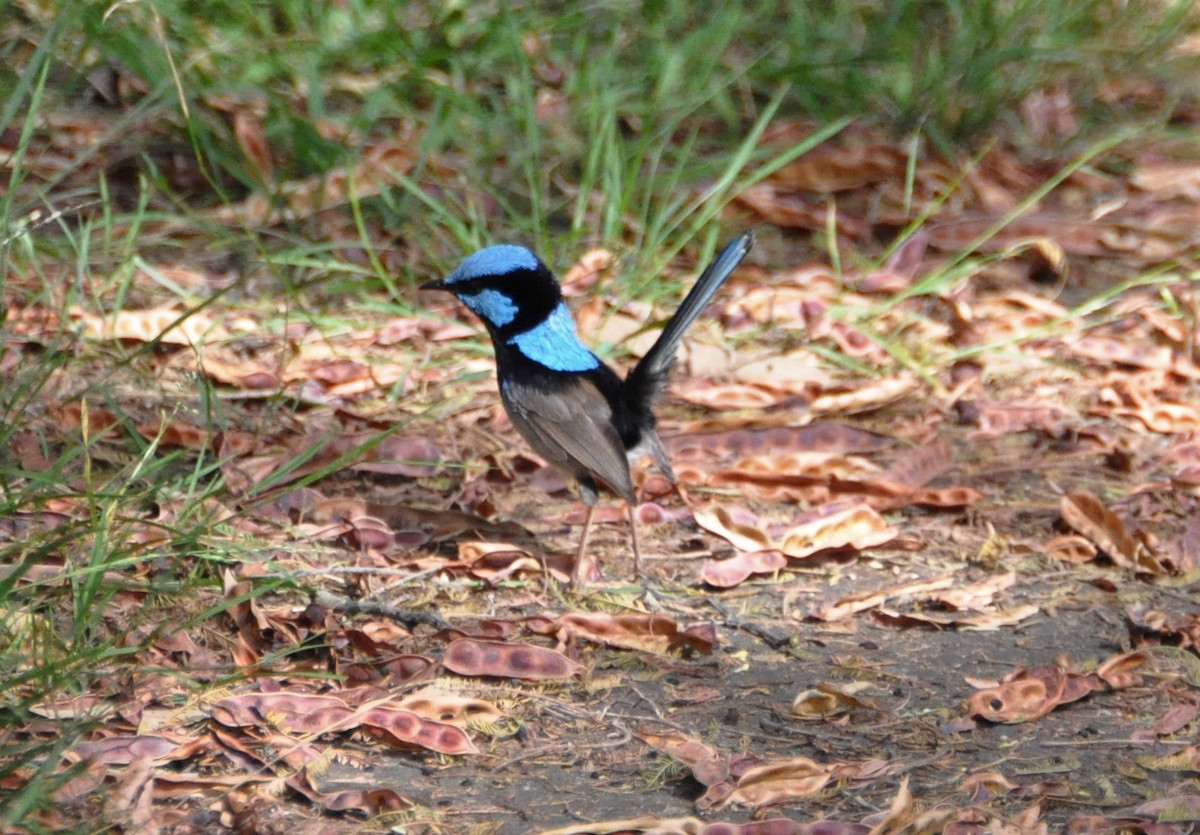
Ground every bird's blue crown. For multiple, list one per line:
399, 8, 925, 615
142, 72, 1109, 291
445, 245, 540, 285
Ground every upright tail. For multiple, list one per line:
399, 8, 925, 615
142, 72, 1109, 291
625, 230, 754, 407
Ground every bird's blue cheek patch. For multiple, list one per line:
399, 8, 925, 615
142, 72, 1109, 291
509, 303, 600, 371
460, 289, 518, 327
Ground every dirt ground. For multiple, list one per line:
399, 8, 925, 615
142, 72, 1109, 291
214, 418, 1198, 834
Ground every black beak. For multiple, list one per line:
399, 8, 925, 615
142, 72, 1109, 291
419, 279, 447, 292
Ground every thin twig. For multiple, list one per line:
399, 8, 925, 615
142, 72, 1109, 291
270, 565, 442, 582
706, 596, 794, 650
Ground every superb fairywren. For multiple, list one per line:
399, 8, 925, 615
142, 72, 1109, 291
422, 231, 753, 583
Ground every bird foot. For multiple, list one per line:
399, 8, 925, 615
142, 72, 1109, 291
571, 550, 604, 585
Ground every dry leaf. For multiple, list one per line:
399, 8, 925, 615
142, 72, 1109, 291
1061, 491, 1163, 574
693, 505, 773, 552
968, 665, 1102, 724
719, 757, 836, 808
779, 502, 896, 559
544, 613, 716, 655
699, 550, 787, 588
791, 682, 872, 720
442, 639, 583, 681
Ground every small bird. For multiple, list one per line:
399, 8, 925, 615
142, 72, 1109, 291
422, 231, 753, 583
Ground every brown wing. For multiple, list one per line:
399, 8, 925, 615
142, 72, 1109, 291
500, 376, 636, 505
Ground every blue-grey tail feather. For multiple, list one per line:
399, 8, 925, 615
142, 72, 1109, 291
626, 231, 754, 406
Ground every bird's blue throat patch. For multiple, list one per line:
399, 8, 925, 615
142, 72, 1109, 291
460, 288, 518, 327
446, 245, 539, 284
509, 303, 600, 371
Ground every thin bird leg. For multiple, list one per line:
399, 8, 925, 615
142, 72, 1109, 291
629, 502, 643, 578
674, 480, 692, 507
573, 504, 598, 585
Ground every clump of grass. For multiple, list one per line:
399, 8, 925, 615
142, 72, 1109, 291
8, 1, 1197, 270
747, 0, 1200, 147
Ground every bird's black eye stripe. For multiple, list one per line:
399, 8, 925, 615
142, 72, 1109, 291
444, 267, 542, 295
442, 276, 490, 294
